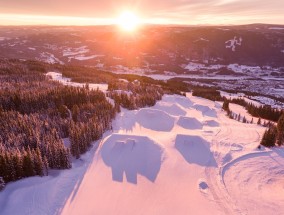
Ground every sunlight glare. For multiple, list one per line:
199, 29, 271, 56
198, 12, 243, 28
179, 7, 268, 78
117, 11, 140, 32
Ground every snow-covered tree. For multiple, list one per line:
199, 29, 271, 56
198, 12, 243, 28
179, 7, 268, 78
261, 127, 277, 147
0, 177, 5, 191
277, 113, 284, 146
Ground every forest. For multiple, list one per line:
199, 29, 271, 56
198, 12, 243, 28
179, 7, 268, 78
0, 60, 115, 185
0, 59, 170, 187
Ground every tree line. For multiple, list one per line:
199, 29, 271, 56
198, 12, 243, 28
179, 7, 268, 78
107, 80, 164, 110
192, 88, 223, 101
228, 98, 283, 122
192, 88, 283, 123
260, 113, 284, 147
222, 99, 284, 148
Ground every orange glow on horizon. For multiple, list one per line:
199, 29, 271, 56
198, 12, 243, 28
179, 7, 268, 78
0, 13, 283, 26
116, 11, 141, 32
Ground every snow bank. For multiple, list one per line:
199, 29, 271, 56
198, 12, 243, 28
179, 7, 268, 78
175, 134, 217, 167
193, 104, 217, 117
153, 102, 187, 116
100, 134, 165, 184
203, 120, 219, 127
162, 95, 194, 109
136, 108, 175, 132
177, 116, 203, 130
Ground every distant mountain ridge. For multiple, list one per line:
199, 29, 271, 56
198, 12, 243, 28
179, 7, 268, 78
0, 24, 283, 73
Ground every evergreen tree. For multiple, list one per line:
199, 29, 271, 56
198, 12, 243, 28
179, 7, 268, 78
260, 126, 277, 147
263, 120, 268, 127
13, 150, 23, 180
22, 148, 34, 177
43, 156, 49, 176
72, 105, 80, 122
58, 105, 70, 119
0, 177, 5, 191
0, 153, 8, 182
70, 126, 80, 159
277, 113, 284, 146
33, 148, 44, 176
237, 114, 241, 121
4, 152, 13, 182
222, 99, 229, 112
0, 153, 7, 181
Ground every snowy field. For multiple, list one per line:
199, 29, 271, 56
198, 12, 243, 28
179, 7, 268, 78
46, 72, 109, 92
220, 91, 284, 109
0, 92, 283, 215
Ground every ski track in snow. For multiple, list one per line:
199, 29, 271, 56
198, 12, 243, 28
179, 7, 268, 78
204, 112, 265, 215
0, 91, 283, 215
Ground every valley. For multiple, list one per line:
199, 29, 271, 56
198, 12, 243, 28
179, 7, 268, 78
0, 24, 284, 215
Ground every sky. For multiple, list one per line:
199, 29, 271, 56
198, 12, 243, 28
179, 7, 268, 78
0, 0, 283, 25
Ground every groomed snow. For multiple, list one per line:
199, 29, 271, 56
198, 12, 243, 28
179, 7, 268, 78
0, 93, 283, 215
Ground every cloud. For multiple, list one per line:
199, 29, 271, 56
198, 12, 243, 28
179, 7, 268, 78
0, 0, 283, 24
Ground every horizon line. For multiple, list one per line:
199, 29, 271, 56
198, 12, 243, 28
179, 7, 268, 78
0, 23, 284, 27
0, 13, 284, 27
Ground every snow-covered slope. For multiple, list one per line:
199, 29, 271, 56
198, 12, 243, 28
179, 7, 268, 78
0, 94, 283, 215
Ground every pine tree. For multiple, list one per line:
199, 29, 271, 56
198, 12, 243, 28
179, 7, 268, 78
23, 148, 34, 177
260, 126, 277, 147
277, 113, 284, 146
33, 148, 44, 176
4, 152, 14, 182
70, 127, 80, 159
59, 148, 71, 169
115, 102, 121, 113
72, 105, 80, 122
263, 120, 267, 127
0, 152, 8, 182
43, 156, 49, 176
222, 100, 229, 112
237, 114, 241, 121
58, 105, 70, 119
0, 177, 5, 191
13, 150, 23, 180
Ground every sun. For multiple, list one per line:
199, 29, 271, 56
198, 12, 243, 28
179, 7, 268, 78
117, 11, 141, 32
